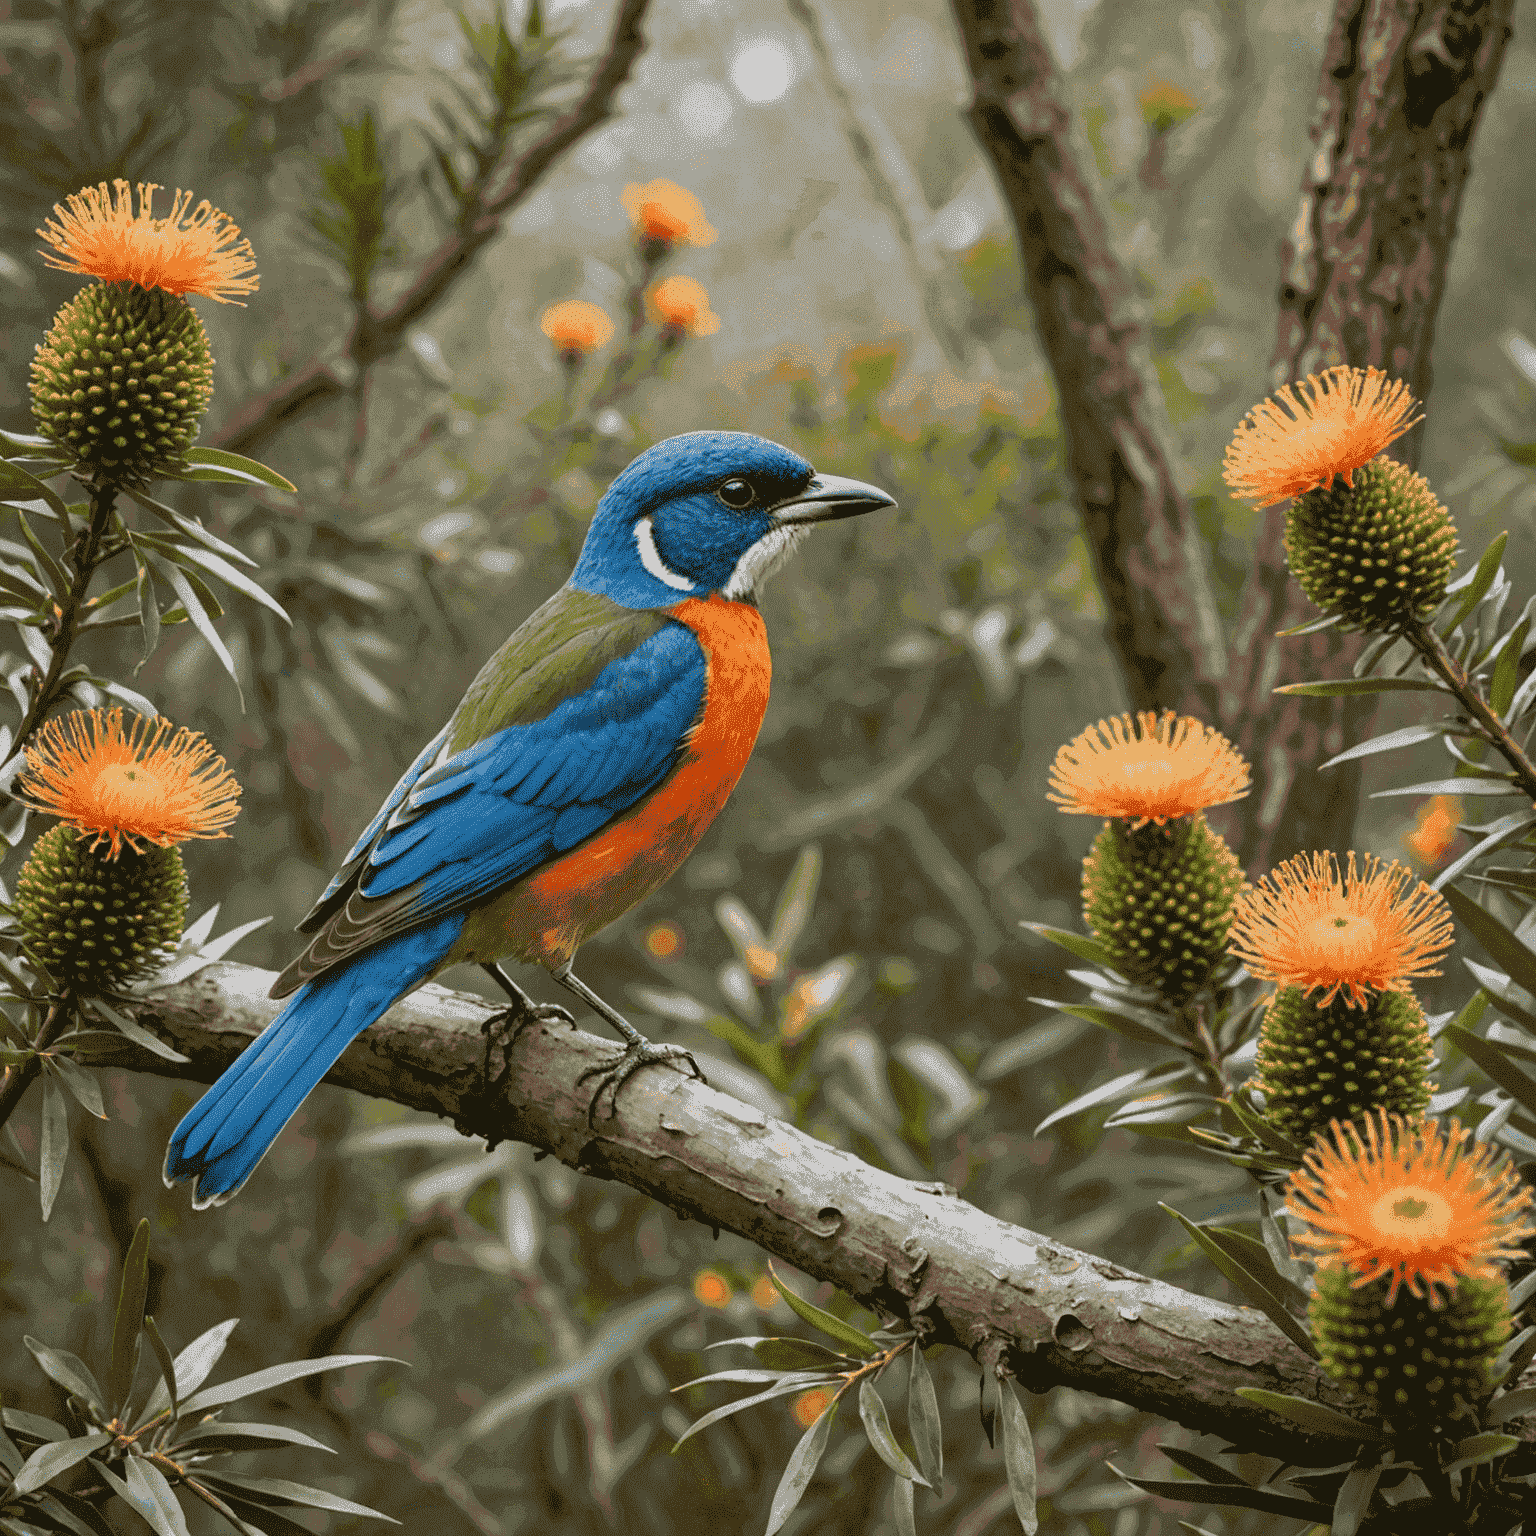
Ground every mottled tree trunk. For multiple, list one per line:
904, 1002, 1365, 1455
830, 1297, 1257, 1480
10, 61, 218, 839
1227, 0, 1515, 869
949, 0, 1515, 870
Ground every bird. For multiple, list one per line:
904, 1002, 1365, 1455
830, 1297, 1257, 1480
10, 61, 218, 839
164, 431, 895, 1206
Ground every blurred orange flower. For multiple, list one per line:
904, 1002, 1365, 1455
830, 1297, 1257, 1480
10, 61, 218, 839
790, 1387, 834, 1428
750, 1273, 779, 1310
622, 179, 716, 250
648, 275, 721, 337
692, 1269, 733, 1309
38, 180, 259, 303
645, 920, 684, 960
539, 299, 614, 359
1405, 795, 1462, 868
1223, 365, 1421, 508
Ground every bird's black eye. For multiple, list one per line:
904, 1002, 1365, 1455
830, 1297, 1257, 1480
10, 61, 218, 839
716, 477, 756, 510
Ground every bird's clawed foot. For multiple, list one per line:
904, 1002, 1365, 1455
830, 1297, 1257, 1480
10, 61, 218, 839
479, 988, 576, 1099
576, 1037, 705, 1127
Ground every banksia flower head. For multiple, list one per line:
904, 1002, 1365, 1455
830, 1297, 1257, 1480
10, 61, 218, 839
621, 179, 716, 260
1293, 1114, 1534, 1423
539, 299, 614, 365
14, 707, 241, 857
1228, 851, 1453, 1009
1405, 793, 1463, 869
1253, 987, 1434, 1145
30, 181, 258, 482
11, 709, 239, 995
1223, 366, 1456, 631
648, 275, 721, 338
1288, 1111, 1535, 1305
1049, 711, 1250, 828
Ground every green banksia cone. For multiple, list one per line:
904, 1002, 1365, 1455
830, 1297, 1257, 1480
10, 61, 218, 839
1310, 1265, 1511, 1424
14, 824, 188, 994
1082, 813, 1244, 1007
1255, 986, 1434, 1144
30, 281, 213, 484
1284, 456, 1458, 632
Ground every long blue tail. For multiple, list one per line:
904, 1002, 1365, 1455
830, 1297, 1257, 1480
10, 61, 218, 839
164, 914, 464, 1207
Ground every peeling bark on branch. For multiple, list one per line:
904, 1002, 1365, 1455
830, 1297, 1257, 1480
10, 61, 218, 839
70, 959, 1441, 1466
947, 0, 1228, 719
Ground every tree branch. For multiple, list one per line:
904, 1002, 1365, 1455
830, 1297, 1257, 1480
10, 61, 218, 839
946, 0, 1228, 719
65, 958, 1496, 1469
210, 0, 653, 460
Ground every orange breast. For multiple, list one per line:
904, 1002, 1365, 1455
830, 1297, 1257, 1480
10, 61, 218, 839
465, 595, 770, 967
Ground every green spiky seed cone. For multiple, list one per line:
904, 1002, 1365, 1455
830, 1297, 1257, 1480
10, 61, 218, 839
14, 824, 188, 994
1254, 987, 1434, 1145
30, 281, 214, 484
1284, 456, 1458, 632
1311, 1266, 1512, 1425
1082, 813, 1244, 1008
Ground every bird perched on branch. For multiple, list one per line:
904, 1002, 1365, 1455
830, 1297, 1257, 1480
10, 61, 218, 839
164, 431, 895, 1206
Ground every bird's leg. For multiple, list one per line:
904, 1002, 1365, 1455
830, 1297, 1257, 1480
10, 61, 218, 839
551, 962, 705, 1125
479, 962, 576, 1098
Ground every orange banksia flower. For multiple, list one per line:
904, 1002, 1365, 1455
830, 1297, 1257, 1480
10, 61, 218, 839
1223, 365, 1421, 508
1229, 851, 1452, 1008
1048, 711, 1250, 828
539, 299, 614, 359
648, 275, 721, 337
1288, 1111, 1536, 1305
622, 179, 717, 251
38, 180, 259, 303
16, 707, 241, 857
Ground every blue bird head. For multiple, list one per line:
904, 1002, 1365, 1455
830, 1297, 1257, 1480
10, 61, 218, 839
571, 431, 896, 609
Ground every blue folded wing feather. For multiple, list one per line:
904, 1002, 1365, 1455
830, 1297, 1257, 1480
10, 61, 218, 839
354, 621, 707, 920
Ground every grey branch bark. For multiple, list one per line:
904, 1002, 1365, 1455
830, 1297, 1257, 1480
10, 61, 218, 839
946, 0, 1228, 721
1225, 0, 1517, 869
69, 958, 1529, 1469
948, 0, 1516, 871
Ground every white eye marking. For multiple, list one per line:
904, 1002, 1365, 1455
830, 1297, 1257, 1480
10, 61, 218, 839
723, 525, 807, 599
635, 515, 696, 592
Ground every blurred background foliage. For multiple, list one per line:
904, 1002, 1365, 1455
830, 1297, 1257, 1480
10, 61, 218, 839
2, 0, 1536, 1531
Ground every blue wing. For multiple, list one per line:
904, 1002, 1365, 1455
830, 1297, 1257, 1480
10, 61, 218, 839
270, 616, 706, 996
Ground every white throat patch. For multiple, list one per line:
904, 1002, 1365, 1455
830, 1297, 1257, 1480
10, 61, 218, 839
634, 515, 695, 592
723, 524, 808, 600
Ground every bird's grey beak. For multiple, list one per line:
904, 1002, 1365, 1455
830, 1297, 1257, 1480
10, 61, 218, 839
772, 473, 897, 526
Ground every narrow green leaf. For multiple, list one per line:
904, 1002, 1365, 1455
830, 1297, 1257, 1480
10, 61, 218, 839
1319, 723, 1442, 769
178, 447, 298, 493
1446, 1026, 1536, 1117
765, 1399, 839, 1536
999, 1379, 1037, 1535
1371, 777, 1520, 798
177, 1354, 401, 1417
125, 1456, 191, 1536
1492, 1324, 1536, 1388
1444, 1432, 1519, 1473
1036, 1066, 1175, 1136
9, 1432, 111, 1496
1117, 1468, 1327, 1519
168, 542, 290, 625
0, 464, 70, 520
15, 510, 68, 597
45, 1055, 106, 1118
0, 428, 55, 451
671, 1377, 834, 1452
857, 1379, 928, 1485
1485, 1385, 1536, 1425
174, 1419, 334, 1455
907, 1344, 942, 1491
1462, 959, 1536, 1034
1331, 1462, 1381, 1536
1439, 532, 1508, 637
1232, 1388, 1386, 1442
893, 1472, 916, 1536
193, 1472, 397, 1523
135, 561, 160, 666
108, 1219, 151, 1414
1157, 1445, 1245, 1486
1199, 1228, 1309, 1310
1492, 616, 1529, 716
86, 998, 190, 1063
767, 1266, 876, 1355
39, 1076, 67, 1220
140, 1317, 178, 1423
1442, 882, 1536, 997
140, 1319, 240, 1421
157, 559, 242, 707
23, 1337, 105, 1412
1028, 998, 1179, 1048
1275, 610, 1343, 638
1019, 923, 1116, 971
1160, 1205, 1317, 1358
1274, 677, 1445, 697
